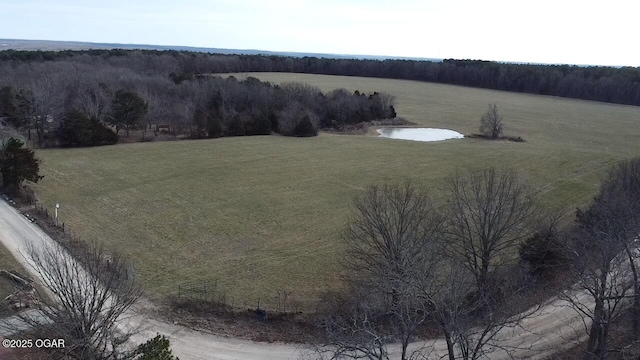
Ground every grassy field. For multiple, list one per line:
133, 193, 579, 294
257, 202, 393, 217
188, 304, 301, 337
0, 244, 28, 302
32, 73, 640, 308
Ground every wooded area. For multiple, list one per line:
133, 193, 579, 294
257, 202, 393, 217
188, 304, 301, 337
1, 49, 638, 106
0, 51, 397, 147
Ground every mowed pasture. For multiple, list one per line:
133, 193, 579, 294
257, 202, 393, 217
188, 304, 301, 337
32, 73, 640, 307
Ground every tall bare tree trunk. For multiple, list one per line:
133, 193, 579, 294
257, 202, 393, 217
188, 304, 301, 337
625, 246, 640, 337
634, 284, 640, 338
584, 305, 601, 360
445, 332, 456, 360
585, 275, 607, 360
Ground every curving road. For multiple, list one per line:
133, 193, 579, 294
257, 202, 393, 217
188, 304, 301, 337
0, 198, 589, 359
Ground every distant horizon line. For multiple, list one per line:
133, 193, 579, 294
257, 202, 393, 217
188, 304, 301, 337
0, 38, 633, 68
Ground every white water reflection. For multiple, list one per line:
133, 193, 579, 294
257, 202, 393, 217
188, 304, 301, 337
377, 128, 464, 142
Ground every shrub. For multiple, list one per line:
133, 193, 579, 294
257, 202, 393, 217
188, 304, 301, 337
207, 114, 223, 138
519, 222, 566, 277
57, 110, 118, 147
292, 115, 317, 137
134, 334, 179, 360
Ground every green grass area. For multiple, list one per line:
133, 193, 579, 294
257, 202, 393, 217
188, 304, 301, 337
32, 73, 640, 308
0, 244, 28, 301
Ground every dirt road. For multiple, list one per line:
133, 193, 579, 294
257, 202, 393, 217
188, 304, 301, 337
0, 198, 588, 359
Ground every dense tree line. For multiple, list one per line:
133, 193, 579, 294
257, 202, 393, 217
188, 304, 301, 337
1, 49, 639, 106
0, 57, 396, 147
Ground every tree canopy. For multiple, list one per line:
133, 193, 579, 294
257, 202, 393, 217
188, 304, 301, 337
111, 89, 149, 136
2, 49, 638, 106
134, 334, 179, 360
0, 137, 43, 188
58, 110, 118, 147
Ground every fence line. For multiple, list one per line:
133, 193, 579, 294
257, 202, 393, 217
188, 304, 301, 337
21, 195, 309, 314
176, 279, 304, 314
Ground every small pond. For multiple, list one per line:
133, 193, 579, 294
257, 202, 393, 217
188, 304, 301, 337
377, 128, 465, 142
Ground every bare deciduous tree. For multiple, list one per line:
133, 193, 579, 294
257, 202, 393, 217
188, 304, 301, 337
317, 179, 543, 360
76, 82, 113, 124
279, 82, 322, 109
565, 158, 640, 358
315, 289, 405, 360
562, 219, 632, 360
13, 241, 142, 360
344, 182, 443, 295
594, 159, 640, 336
26, 74, 65, 144
444, 167, 540, 296
317, 182, 443, 360
479, 104, 503, 139
413, 249, 541, 360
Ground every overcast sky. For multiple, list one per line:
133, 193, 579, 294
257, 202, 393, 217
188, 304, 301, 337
0, 0, 638, 66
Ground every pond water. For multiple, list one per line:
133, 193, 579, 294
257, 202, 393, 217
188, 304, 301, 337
377, 128, 465, 142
